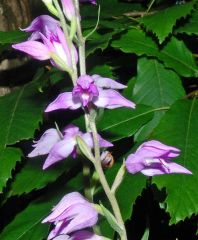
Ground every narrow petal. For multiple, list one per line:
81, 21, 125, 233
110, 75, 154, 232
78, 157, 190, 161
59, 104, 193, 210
63, 124, 80, 137
94, 89, 136, 109
81, 133, 113, 148
28, 128, 60, 157
12, 41, 50, 60
42, 137, 76, 169
92, 74, 126, 89
141, 161, 192, 176
61, 0, 75, 21
45, 92, 81, 112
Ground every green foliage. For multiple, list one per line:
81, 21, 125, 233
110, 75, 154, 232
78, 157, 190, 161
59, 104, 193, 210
0, 81, 47, 192
112, 29, 198, 77
151, 99, 198, 224
140, 1, 195, 43
0, 30, 28, 44
98, 105, 154, 141
133, 58, 185, 141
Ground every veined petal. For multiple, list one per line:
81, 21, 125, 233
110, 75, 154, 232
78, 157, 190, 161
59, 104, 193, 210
42, 192, 86, 223
42, 137, 76, 169
94, 89, 136, 109
28, 128, 61, 157
53, 235, 70, 240
45, 92, 81, 112
60, 203, 98, 234
81, 133, 113, 148
141, 140, 180, 158
92, 74, 126, 89
12, 41, 50, 60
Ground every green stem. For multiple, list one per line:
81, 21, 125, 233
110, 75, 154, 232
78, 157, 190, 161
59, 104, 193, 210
89, 118, 127, 240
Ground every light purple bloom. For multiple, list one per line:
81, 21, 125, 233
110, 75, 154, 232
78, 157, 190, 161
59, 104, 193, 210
21, 15, 60, 40
45, 74, 135, 112
28, 124, 113, 169
125, 140, 192, 176
53, 231, 103, 240
42, 192, 98, 240
12, 17, 77, 70
61, 0, 75, 21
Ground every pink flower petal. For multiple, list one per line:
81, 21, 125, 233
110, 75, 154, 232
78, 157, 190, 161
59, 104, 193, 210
42, 137, 76, 169
28, 128, 61, 157
12, 41, 50, 60
94, 89, 136, 109
81, 133, 113, 148
45, 92, 81, 112
92, 74, 126, 89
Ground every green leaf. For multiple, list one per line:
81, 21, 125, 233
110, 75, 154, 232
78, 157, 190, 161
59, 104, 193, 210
140, 1, 195, 43
0, 147, 22, 193
176, 9, 198, 35
0, 30, 28, 44
151, 99, 198, 223
133, 58, 185, 141
0, 81, 47, 192
86, 31, 115, 57
98, 105, 154, 141
100, 203, 124, 236
111, 29, 198, 77
0, 81, 46, 146
8, 158, 75, 196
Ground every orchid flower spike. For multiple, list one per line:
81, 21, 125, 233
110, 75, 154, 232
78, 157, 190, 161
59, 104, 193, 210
45, 74, 136, 112
28, 124, 113, 169
42, 192, 98, 239
125, 140, 192, 176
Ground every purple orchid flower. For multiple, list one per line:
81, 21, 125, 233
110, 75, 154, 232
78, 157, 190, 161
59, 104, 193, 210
21, 15, 60, 40
42, 192, 98, 240
12, 17, 77, 70
125, 140, 192, 176
45, 74, 136, 112
53, 231, 103, 240
28, 124, 113, 169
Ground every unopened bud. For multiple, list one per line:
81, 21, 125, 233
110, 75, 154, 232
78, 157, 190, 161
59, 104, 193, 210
101, 151, 114, 168
61, 0, 76, 21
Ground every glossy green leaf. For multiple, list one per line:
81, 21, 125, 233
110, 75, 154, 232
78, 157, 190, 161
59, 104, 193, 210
0, 81, 47, 192
133, 58, 185, 141
151, 99, 198, 223
176, 9, 198, 35
0, 82, 46, 146
111, 29, 198, 77
0, 30, 28, 44
9, 158, 75, 196
98, 105, 154, 141
0, 147, 22, 193
140, 2, 195, 43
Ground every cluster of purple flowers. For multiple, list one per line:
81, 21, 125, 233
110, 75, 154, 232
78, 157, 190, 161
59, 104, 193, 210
13, 0, 192, 239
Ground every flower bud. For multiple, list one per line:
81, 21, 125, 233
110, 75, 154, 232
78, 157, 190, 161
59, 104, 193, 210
61, 0, 75, 21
